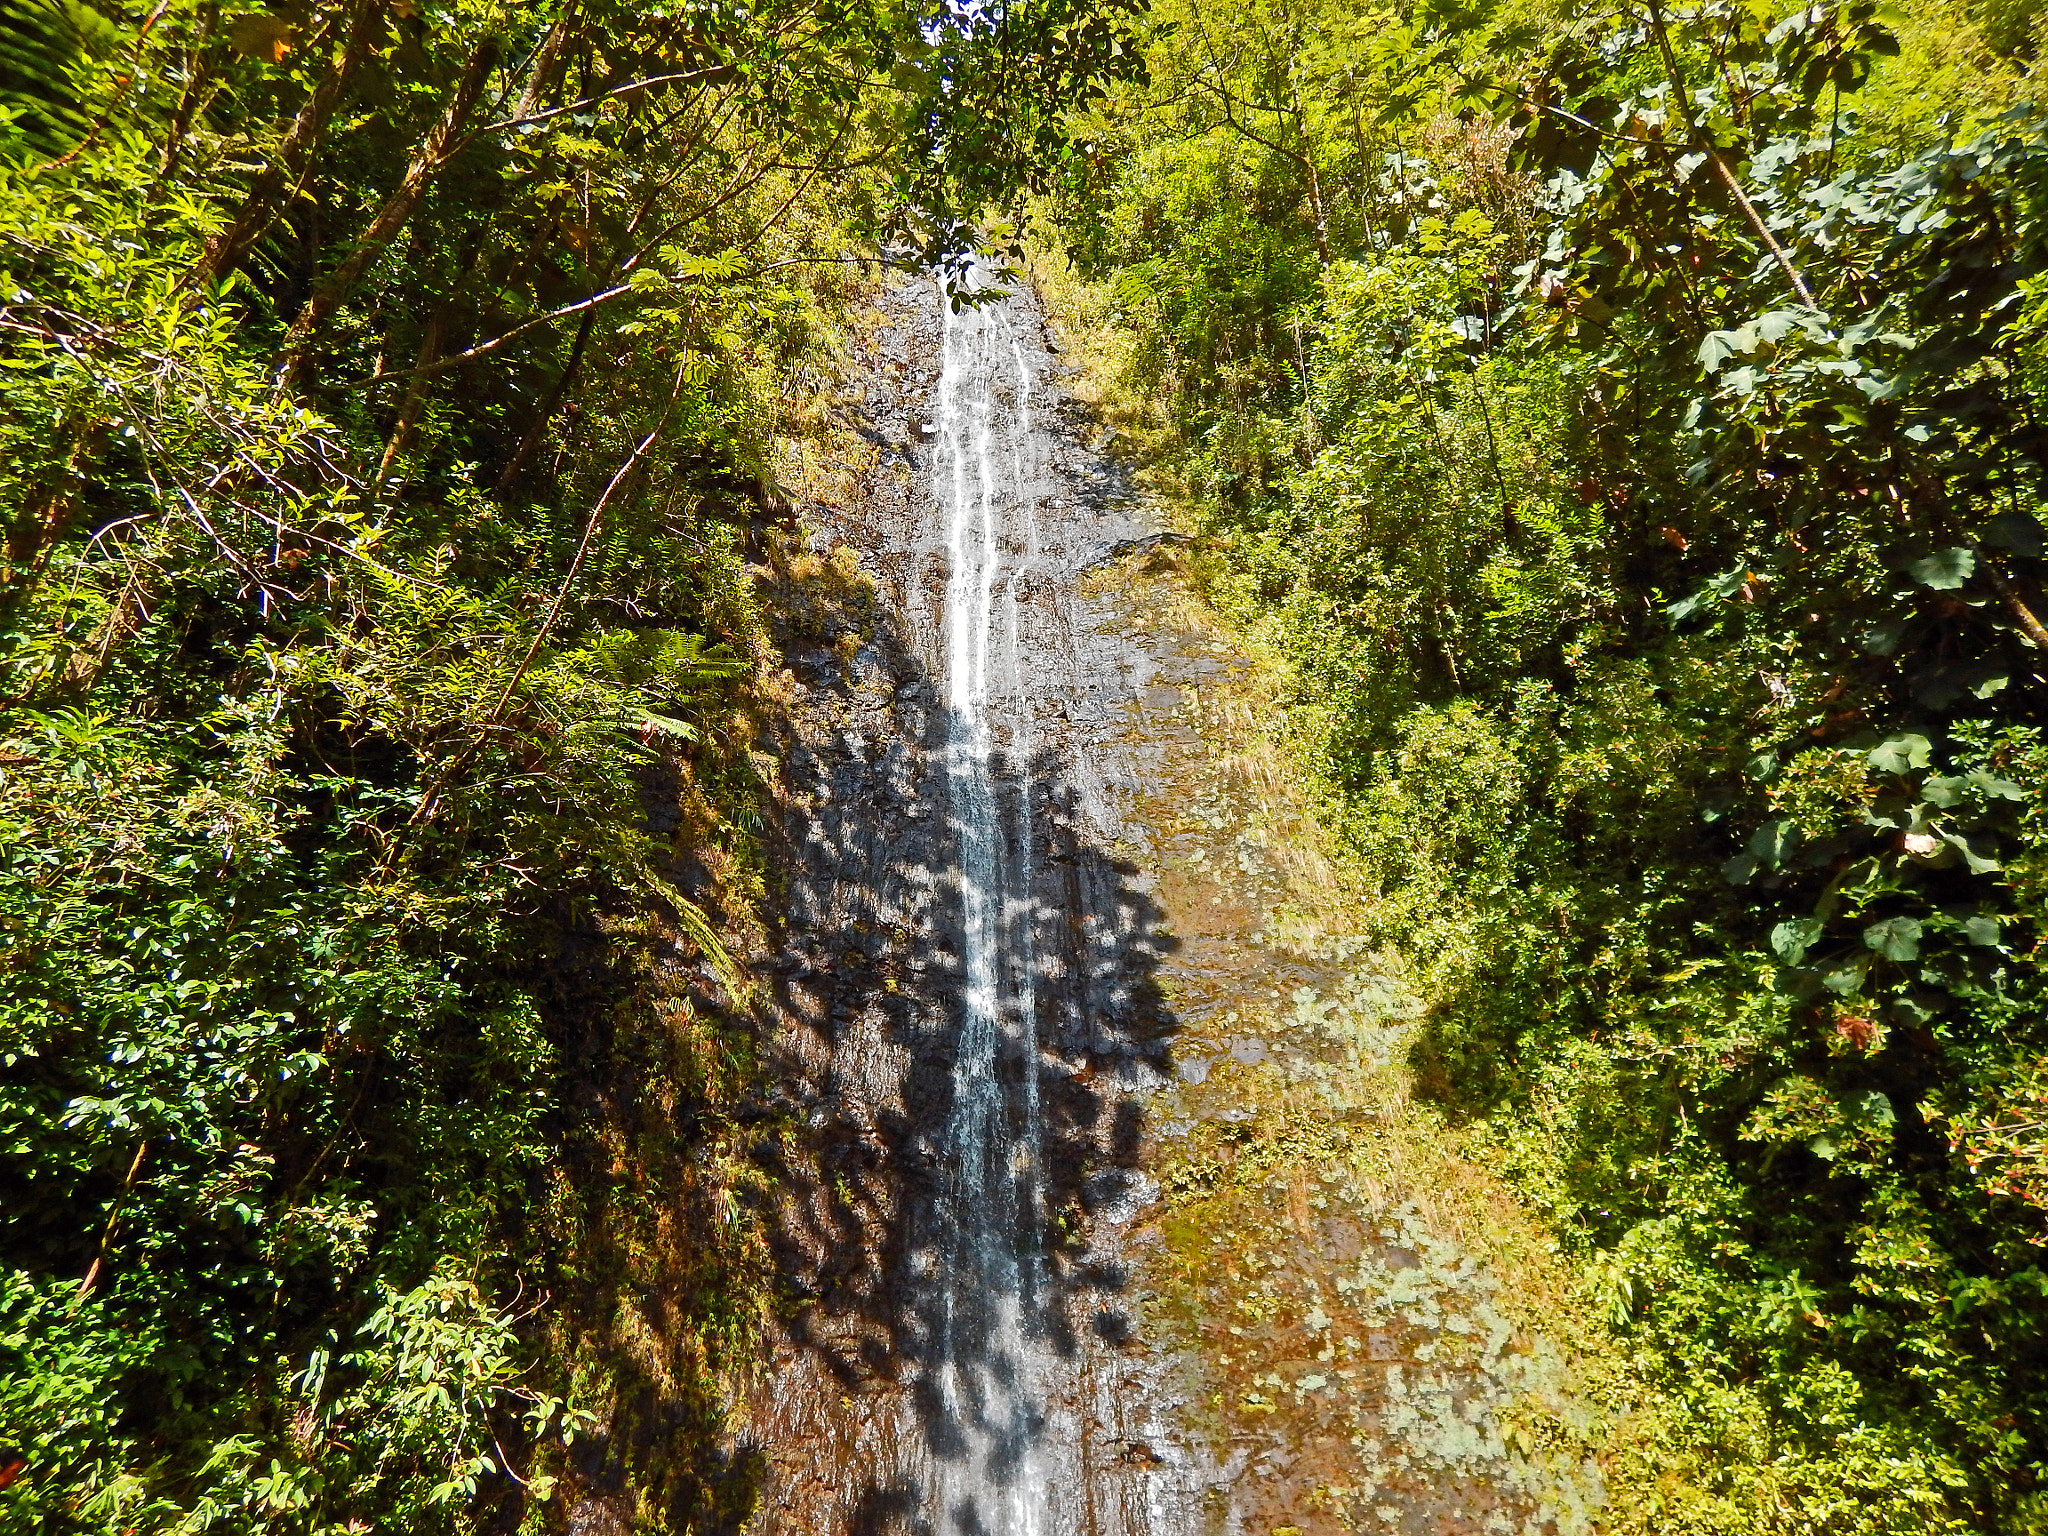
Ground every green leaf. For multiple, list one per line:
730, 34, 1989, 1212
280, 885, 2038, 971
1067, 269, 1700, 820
622, 709, 698, 742
1845, 1089, 1895, 1131
1749, 819, 1799, 864
1866, 734, 1932, 773
1666, 589, 1708, 624
1921, 775, 1965, 808
1963, 914, 2002, 947
1983, 509, 2044, 557
1855, 616, 1907, 656
1824, 959, 1867, 994
1755, 309, 1819, 344
1887, 993, 1938, 1025
1698, 327, 1754, 369
1863, 916, 1923, 962
1907, 547, 1974, 589
1771, 918, 1825, 965
1939, 831, 2000, 874
1708, 563, 1752, 597
1963, 769, 2024, 801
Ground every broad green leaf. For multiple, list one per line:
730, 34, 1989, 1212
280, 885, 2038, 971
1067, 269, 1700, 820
1845, 1090, 1895, 1130
1984, 509, 2045, 557
1771, 917, 1824, 965
1940, 831, 2001, 874
1855, 616, 1907, 656
1666, 589, 1709, 623
1862, 916, 1922, 961
1963, 769, 2024, 801
1921, 775, 1965, 808
1748, 820, 1799, 864
1708, 563, 1753, 597
1866, 734, 1932, 773
1907, 547, 1974, 589
1698, 327, 1754, 369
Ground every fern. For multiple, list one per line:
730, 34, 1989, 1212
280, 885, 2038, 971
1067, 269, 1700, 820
0, 0, 111, 159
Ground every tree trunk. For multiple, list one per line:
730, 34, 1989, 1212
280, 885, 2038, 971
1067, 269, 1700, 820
183, 0, 385, 293
374, 308, 452, 487
273, 38, 501, 385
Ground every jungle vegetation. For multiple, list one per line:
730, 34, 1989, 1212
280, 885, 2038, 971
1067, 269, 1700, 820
11, 0, 2048, 1525
0, 0, 1138, 1528
1042, 0, 2048, 1528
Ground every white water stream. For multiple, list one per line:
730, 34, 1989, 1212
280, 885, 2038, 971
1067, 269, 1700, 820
929, 296, 1055, 1535
755, 274, 1211, 1536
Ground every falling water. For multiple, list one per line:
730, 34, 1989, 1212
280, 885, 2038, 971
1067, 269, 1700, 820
755, 271, 1209, 1536
928, 292, 1054, 1535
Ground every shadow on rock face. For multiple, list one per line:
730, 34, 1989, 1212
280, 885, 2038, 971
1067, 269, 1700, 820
732, 273, 1191, 1536
747, 577, 1181, 1528
846, 1480, 931, 1536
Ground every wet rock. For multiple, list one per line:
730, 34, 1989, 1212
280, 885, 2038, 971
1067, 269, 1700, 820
1083, 1169, 1159, 1226
748, 273, 1206, 1535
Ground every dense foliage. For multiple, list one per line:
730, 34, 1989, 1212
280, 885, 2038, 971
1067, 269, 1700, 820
0, 0, 1138, 1527
1043, 0, 2048, 1527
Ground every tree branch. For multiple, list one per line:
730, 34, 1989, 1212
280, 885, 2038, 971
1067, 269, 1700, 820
1646, 1, 1818, 309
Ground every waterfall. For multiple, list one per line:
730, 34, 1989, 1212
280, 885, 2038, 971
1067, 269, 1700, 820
755, 269, 1215, 1536
929, 293, 1053, 1535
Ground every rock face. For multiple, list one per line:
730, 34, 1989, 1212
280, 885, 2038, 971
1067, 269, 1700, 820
745, 274, 1607, 1536
749, 275, 1210, 1535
